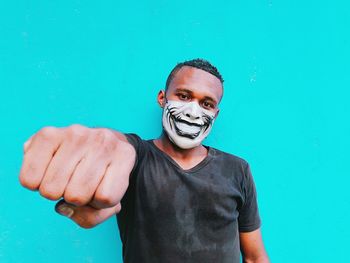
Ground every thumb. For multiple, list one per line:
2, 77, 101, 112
55, 199, 121, 229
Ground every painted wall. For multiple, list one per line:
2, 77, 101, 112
1, 1, 349, 262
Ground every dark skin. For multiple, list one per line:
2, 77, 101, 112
154, 66, 222, 170
155, 66, 270, 263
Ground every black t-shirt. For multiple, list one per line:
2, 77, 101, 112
116, 133, 261, 263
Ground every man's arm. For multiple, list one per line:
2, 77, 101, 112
19, 124, 136, 228
240, 228, 270, 263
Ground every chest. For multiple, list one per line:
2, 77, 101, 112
132, 150, 244, 226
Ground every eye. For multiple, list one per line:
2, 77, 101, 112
202, 101, 215, 109
177, 93, 190, 101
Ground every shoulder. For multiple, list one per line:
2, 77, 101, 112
124, 133, 144, 146
209, 145, 249, 170
123, 133, 151, 151
208, 145, 254, 189
123, 133, 151, 170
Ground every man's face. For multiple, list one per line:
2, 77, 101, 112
159, 66, 223, 149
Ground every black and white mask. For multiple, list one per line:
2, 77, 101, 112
162, 99, 216, 149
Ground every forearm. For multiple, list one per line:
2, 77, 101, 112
240, 228, 269, 263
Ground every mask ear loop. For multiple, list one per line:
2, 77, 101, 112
163, 95, 169, 107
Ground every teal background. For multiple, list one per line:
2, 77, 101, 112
1, 1, 349, 262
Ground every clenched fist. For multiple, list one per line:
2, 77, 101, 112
19, 124, 136, 228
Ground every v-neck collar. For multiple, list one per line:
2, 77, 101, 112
147, 139, 215, 173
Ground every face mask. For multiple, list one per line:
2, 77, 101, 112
161, 99, 217, 149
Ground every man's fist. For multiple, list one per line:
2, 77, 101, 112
19, 124, 136, 228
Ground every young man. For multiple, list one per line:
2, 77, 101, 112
19, 58, 269, 262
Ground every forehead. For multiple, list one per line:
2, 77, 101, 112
167, 66, 223, 102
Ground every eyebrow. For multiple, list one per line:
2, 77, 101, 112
203, 96, 217, 104
175, 88, 193, 94
175, 88, 218, 104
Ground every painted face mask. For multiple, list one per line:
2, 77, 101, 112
162, 99, 217, 149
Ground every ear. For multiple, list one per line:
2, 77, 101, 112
157, 90, 166, 108
215, 108, 220, 118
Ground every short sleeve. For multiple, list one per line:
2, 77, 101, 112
238, 162, 262, 232
124, 133, 145, 176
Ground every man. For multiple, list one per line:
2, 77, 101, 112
19, 58, 269, 262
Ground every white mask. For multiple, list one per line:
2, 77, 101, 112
162, 99, 217, 149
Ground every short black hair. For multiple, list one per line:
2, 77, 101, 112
165, 58, 224, 92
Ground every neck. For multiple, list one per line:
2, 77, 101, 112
154, 130, 208, 160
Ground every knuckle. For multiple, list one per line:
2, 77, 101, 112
19, 174, 39, 190
68, 124, 86, 130
38, 126, 58, 140
93, 129, 107, 144
66, 125, 89, 143
93, 192, 117, 207
100, 129, 116, 141
39, 185, 61, 200
19, 162, 40, 189
67, 124, 87, 135
90, 129, 120, 156
63, 192, 89, 206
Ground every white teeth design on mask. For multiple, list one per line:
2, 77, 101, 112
175, 121, 201, 134
162, 100, 216, 149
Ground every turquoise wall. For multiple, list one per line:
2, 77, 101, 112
1, 1, 349, 262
